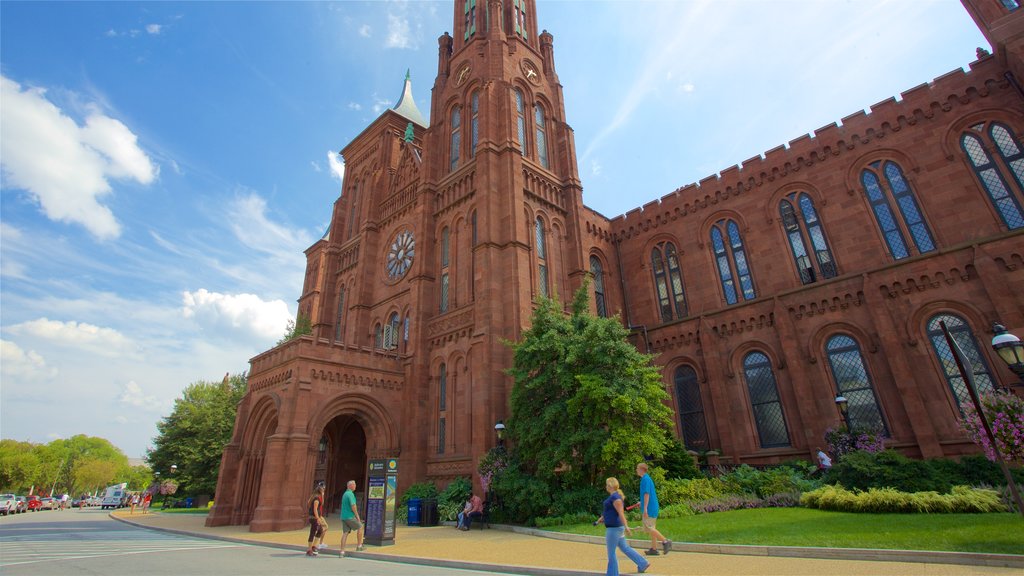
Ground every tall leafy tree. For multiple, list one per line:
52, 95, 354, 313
506, 283, 674, 490
147, 373, 247, 496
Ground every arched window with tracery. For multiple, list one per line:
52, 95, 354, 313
334, 286, 345, 342
742, 351, 790, 448
514, 89, 527, 156
450, 106, 461, 172
674, 365, 709, 451
780, 193, 837, 284
961, 121, 1024, 229
535, 217, 548, 297
590, 256, 606, 317
651, 241, 687, 321
926, 314, 996, 414
535, 104, 548, 168
861, 161, 935, 260
710, 220, 755, 305
440, 227, 450, 313
825, 334, 887, 433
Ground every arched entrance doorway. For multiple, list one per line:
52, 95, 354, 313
316, 416, 367, 515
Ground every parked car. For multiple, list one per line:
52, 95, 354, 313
39, 497, 58, 510
14, 496, 28, 513
0, 494, 15, 516
26, 496, 43, 512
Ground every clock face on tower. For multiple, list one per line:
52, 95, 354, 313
386, 230, 415, 280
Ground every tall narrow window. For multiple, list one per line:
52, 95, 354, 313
437, 417, 446, 454
471, 210, 477, 301
450, 106, 461, 172
374, 323, 382, 348
471, 92, 479, 158
590, 256, 606, 317
926, 314, 996, 414
403, 316, 410, 348
710, 220, 755, 305
650, 241, 687, 322
440, 226, 450, 313
999, 0, 1019, 11
961, 122, 1024, 229
674, 366, 709, 451
742, 352, 790, 448
535, 217, 548, 297
463, 0, 477, 40
512, 0, 528, 38
534, 104, 548, 168
825, 335, 887, 433
514, 89, 526, 156
441, 227, 450, 268
384, 312, 400, 350
334, 287, 345, 342
347, 181, 360, 240
780, 193, 837, 284
861, 161, 935, 259
439, 363, 447, 411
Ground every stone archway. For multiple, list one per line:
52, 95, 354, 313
235, 398, 278, 525
316, 416, 367, 515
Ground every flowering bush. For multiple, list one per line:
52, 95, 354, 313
477, 447, 508, 494
824, 425, 885, 461
959, 390, 1024, 466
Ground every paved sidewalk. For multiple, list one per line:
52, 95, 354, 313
111, 511, 1022, 576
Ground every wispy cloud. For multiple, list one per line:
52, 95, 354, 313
359, 24, 371, 38
146, 24, 162, 35
0, 339, 59, 382
327, 151, 345, 182
8, 318, 140, 359
0, 75, 157, 240
118, 380, 165, 412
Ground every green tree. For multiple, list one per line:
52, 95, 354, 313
276, 313, 312, 346
147, 373, 247, 496
1, 436, 132, 495
0, 440, 41, 492
505, 282, 674, 491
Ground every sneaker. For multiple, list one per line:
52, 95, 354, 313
662, 539, 672, 555
318, 544, 328, 550
644, 548, 660, 556
356, 545, 365, 551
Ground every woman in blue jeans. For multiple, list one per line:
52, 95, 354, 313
594, 477, 649, 575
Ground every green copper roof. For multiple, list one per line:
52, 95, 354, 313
392, 69, 427, 127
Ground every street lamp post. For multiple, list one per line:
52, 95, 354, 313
940, 321, 1024, 518
834, 394, 852, 431
494, 420, 506, 448
991, 323, 1024, 387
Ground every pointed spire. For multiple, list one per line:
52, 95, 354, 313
392, 70, 427, 127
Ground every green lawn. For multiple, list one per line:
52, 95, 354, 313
548, 508, 1024, 555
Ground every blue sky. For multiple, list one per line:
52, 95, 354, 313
1, 1, 988, 459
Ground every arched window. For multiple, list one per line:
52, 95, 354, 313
513, 0, 528, 38
450, 106, 461, 172
334, 287, 345, 342
710, 220, 755, 305
961, 122, 1024, 229
742, 352, 790, 448
535, 217, 548, 297
590, 256, 606, 317
861, 161, 935, 260
780, 193, 837, 284
514, 89, 527, 156
651, 241, 687, 322
534, 104, 549, 169
440, 227, 450, 313
926, 314, 996, 414
384, 312, 400, 350
403, 315, 410, 348
374, 323, 382, 348
438, 363, 447, 454
825, 335, 887, 433
999, 0, 1020, 12
674, 366, 709, 451
471, 92, 480, 158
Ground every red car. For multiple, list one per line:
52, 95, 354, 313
26, 496, 43, 512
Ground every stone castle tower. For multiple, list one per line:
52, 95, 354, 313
209, 0, 1024, 532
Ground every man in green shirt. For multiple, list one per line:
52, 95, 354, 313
339, 480, 364, 557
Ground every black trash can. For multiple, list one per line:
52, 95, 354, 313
419, 498, 438, 527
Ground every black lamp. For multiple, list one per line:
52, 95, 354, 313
834, 394, 852, 430
494, 420, 506, 446
992, 324, 1024, 385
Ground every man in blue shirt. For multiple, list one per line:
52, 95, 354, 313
636, 462, 672, 556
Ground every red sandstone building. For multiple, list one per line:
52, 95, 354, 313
208, 0, 1024, 531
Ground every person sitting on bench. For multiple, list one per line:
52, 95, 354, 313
459, 494, 483, 530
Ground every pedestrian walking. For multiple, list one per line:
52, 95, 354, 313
142, 492, 152, 514
305, 482, 327, 557
635, 462, 671, 556
130, 493, 139, 514
339, 480, 365, 557
594, 477, 648, 576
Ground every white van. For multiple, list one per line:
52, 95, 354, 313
100, 483, 127, 510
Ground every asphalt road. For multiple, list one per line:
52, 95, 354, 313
0, 508, 502, 575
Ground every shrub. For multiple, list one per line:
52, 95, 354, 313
534, 512, 594, 527
548, 486, 604, 518
437, 477, 472, 511
399, 481, 438, 507
717, 464, 821, 498
826, 449, 950, 493
489, 467, 552, 525
658, 476, 727, 506
656, 438, 701, 480
801, 485, 1008, 513
959, 390, 1024, 465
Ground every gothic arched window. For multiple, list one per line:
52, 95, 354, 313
861, 161, 935, 260
513, 0, 528, 38
440, 227, 450, 313
535, 217, 548, 297
374, 323, 382, 349
384, 312, 400, 350
926, 314, 996, 414
780, 193, 837, 284
590, 256, 606, 317
710, 220, 755, 305
334, 287, 345, 342
450, 106, 461, 172
674, 365, 709, 451
534, 104, 549, 169
471, 92, 480, 158
825, 334, 887, 433
651, 241, 687, 322
742, 351, 790, 448
514, 89, 527, 156
961, 122, 1024, 229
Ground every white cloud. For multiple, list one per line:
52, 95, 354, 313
386, 13, 411, 48
8, 318, 138, 358
118, 380, 165, 412
347, 102, 362, 111
590, 160, 602, 177
327, 151, 345, 182
0, 75, 157, 240
359, 24, 371, 37
227, 192, 313, 259
371, 94, 391, 115
0, 339, 59, 382
146, 24, 162, 35
182, 289, 291, 341
310, 160, 322, 173
106, 29, 117, 37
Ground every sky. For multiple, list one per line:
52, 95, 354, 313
0, 1, 989, 459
